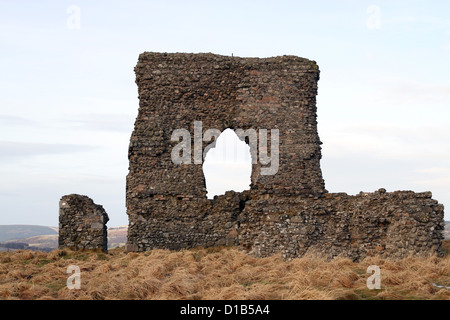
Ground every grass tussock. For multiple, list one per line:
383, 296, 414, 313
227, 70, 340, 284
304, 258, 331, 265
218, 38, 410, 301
0, 243, 448, 300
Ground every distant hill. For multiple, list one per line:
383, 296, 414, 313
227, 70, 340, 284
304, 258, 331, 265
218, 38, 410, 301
107, 226, 127, 249
0, 225, 127, 251
445, 221, 450, 240
0, 225, 57, 242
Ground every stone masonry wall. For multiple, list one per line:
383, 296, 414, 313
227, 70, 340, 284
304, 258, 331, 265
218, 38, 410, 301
125, 52, 445, 260
59, 194, 109, 252
238, 189, 445, 260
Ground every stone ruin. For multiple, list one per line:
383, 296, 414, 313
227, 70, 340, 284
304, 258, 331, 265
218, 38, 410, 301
58, 194, 109, 252
51, 52, 444, 260
123, 52, 445, 261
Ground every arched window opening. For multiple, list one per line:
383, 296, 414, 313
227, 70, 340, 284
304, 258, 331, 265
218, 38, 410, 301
202, 129, 252, 199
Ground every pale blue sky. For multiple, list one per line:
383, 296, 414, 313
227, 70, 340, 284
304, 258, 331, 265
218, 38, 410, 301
1, 0, 449, 226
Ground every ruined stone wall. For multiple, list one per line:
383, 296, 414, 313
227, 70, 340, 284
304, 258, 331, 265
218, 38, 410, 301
238, 189, 445, 260
127, 52, 325, 200
59, 194, 109, 252
126, 52, 445, 260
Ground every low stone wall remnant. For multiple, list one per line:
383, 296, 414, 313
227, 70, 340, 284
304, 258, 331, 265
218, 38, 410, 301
58, 194, 109, 252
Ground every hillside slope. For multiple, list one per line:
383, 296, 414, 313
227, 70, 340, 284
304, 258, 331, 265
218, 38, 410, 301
0, 225, 127, 251
0, 244, 448, 300
446, 221, 450, 239
0, 225, 57, 242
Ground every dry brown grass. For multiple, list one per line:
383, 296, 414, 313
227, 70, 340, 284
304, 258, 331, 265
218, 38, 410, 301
0, 243, 448, 300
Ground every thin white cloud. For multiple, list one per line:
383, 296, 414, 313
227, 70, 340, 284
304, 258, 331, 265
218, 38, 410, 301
60, 113, 136, 133
0, 141, 98, 161
322, 126, 449, 162
383, 15, 450, 34
415, 167, 450, 174
0, 115, 35, 126
370, 77, 450, 106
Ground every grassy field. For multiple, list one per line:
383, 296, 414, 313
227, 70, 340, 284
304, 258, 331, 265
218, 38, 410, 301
0, 241, 448, 300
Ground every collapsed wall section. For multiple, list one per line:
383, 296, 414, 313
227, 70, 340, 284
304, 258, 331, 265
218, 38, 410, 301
238, 190, 445, 260
58, 194, 109, 252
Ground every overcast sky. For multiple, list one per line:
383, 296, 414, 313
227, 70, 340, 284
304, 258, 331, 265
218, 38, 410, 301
1, 0, 449, 227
